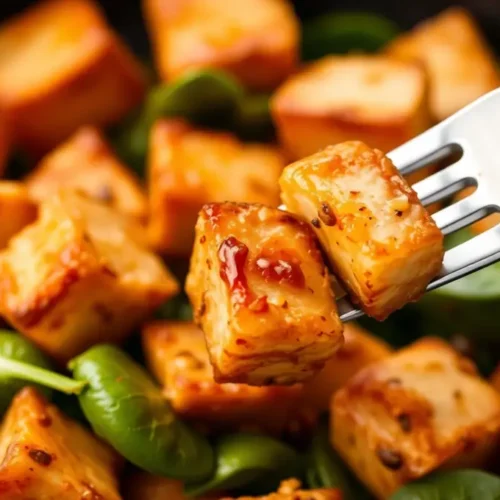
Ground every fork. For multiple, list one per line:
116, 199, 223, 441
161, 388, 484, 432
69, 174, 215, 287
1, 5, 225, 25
331, 88, 500, 321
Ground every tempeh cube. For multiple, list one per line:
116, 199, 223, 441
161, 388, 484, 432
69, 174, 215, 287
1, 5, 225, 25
0, 387, 121, 499
280, 141, 444, 320
142, 320, 302, 434
0, 190, 178, 362
332, 337, 500, 499
142, 0, 299, 90
185, 202, 343, 385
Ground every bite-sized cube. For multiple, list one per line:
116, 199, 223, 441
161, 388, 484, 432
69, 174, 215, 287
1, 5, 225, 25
143, 0, 299, 91
148, 119, 284, 255
0, 387, 121, 499
0, 190, 178, 362
271, 55, 430, 161
142, 320, 303, 434
222, 478, 341, 500
280, 141, 444, 320
0, 182, 38, 249
386, 7, 500, 122
185, 202, 343, 385
26, 126, 147, 220
332, 337, 500, 499
0, 0, 146, 156
302, 323, 393, 412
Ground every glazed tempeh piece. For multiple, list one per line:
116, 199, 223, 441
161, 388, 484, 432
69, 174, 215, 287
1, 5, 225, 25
0, 190, 178, 362
0, 387, 122, 499
143, 0, 299, 90
142, 321, 303, 435
186, 202, 343, 385
280, 141, 444, 320
332, 337, 500, 499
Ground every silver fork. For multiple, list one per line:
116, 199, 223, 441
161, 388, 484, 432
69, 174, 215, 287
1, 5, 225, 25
334, 88, 500, 321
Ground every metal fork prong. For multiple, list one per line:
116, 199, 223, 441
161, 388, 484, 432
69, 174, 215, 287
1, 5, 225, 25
412, 158, 475, 205
337, 297, 363, 322
387, 122, 446, 175
428, 226, 500, 291
431, 192, 492, 235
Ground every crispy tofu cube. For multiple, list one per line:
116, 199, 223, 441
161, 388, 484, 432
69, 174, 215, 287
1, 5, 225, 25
26, 126, 147, 220
0, 0, 146, 156
0, 387, 121, 499
332, 337, 500, 499
148, 119, 284, 255
142, 320, 303, 434
0, 190, 178, 362
302, 323, 392, 412
0, 182, 37, 249
185, 202, 343, 385
222, 478, 342, 500
143, 0, 299, 91
280, 141, 444, 320
386, 7, 500, 122
271, 55, 431, 162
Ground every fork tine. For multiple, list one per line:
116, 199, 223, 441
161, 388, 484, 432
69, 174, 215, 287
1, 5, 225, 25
428, 225, 500, 291
388, 122, 447, 175
431, 191, 492, 235
412, 158, 475, 205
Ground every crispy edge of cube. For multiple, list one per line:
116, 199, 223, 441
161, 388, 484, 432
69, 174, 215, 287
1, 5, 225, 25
186, 203, 343, 385
332, 337, 500, 498
26, 126, 147, 220
271, 56, 431, 159
0, 387, 121, 499
143, 0, 298, 90
301, 323, 393, 412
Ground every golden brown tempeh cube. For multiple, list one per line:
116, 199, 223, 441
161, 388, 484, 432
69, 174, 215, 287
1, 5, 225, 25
142, 321, 303, 435
148, 119, 284, 255
143, 0, 299, 91
0, 191, 178, 362
0, 387, 121, 500
271, 55, 430, 161
332, 337, 500, 499
386, 7, 500, 122
302, 323, 392, 412
0, 0, 146, 156
280, 141, 444, 320
185, 202, 343, 385
26, 126, 147, 220
0, 182, 38, 249
222, 478, 342, 500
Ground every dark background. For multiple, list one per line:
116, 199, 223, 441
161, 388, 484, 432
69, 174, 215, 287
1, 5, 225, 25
2, 0, 500, 56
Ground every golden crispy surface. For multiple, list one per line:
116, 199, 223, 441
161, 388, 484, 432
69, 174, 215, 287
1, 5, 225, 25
222, 478, 342, 500
0, 0, 146, 155
26, 126, 147, 220
0, 387, 121, 499
386, 7, 500, 122
148, 119, 284, 255
280, 141, 444, 320
302, 323, 393, 412
143, 0, 298, 90
142, 321, 303, 434
0, 190, 178, 362
186, 202, 343, 385
332, 337, 500, 499
271, 55, 430, 160
0, 182, 37, 250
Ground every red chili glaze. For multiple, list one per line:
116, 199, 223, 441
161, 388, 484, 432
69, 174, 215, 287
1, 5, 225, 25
254, 250, 306, 289
203, 203, 222, 224
218, 237, 250, 304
